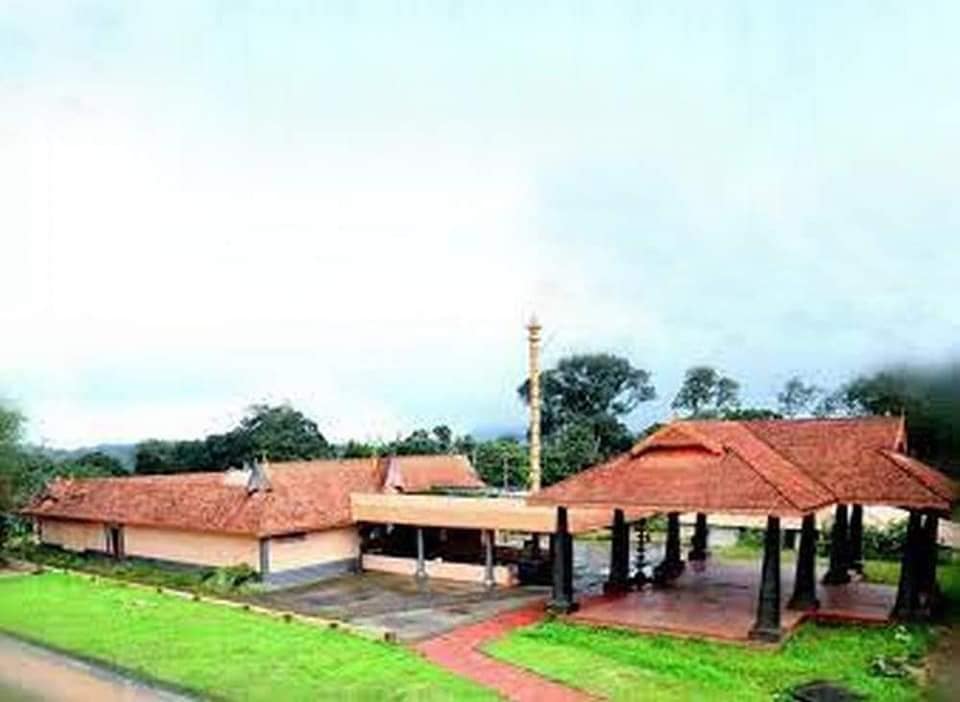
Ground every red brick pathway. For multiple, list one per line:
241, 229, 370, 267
414, 603, 595, 702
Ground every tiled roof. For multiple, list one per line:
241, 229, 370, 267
532, 417, 956, 515
22, 455, 484, 537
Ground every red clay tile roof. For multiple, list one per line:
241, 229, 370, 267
532, 417, 956, 515
22, 455, 484, 537
382, 454, 485, 493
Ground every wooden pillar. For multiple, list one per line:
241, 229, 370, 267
788, 514, 819, 611
483, 529, 496, 589
892, 510, 924, 621
749, 515, 783, 642
604, 509, 631, 594
634, 517, 650, 588
655, 512, 685, 583
548, 506, 577, 614
258, 537, 270, 577
415, 527, 427, 580
918, 513, 941, 616
688, 513, 709, 562
822, 504, 851, 585
849, 504, 864, 574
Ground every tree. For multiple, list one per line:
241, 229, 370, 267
722, 408, 782, 420
777, 377, 822, 418
542, 421, 602, 485
73, 451, 127, 476
339, 440, 378, 459
822, 363, 960, 476
239, 404, 333, 462
672, 366, 741, 417
135, 404, 334, 474
517, 353, 655, 456
0, 405, 25, 540
473, 438, 528, 489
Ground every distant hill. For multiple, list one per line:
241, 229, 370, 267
31, 443, 137, 472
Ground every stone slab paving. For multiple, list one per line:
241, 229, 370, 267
571, 561, 896, 643
414, 604, 596, 702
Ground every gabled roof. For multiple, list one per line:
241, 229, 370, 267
22, 455, 485, 537
531, 417, 956, 516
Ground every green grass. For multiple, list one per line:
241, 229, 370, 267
5, 543, 261, 597
486, 562, 960, 702
0, 572, 494, 702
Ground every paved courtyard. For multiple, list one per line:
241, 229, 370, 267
252, 570, 549, 642
248, 540, 653, 642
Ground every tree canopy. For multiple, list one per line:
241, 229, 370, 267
518, 353, 655, 483
819, 363, 960, 476
135, 404, 333, 474
777, 376, 822, 418
671, 366, 741, 418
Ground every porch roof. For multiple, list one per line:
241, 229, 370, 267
351, 493, 648, 534
529, 417, 956, 516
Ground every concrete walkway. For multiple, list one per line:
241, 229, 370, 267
414, 604, 595, 702
0, 634, 192, 702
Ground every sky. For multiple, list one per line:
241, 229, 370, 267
1, 1, 958, 448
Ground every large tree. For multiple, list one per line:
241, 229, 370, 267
238, 404, 332, 462
135, 404, 333, 474
777, 376, 822, 418
820, 363, 960, 476
517, 353, 655, 483
671, 366, 741, 418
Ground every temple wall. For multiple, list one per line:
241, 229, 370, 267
40, 519, 105, 553
362, 553, 519, 587
123, 525, 259, 569
268, 528, 359, 571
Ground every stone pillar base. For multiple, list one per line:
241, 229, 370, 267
748, 626, 783, 643
546, 599, 579, 615
822, 569, 851, 586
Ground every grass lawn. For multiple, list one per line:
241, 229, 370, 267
486, 562, 960, 702
0, 572, 494, 702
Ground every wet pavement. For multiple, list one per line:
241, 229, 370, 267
250, 539, 660, 642
0, 635, 191, 702
253, 570, 550, 642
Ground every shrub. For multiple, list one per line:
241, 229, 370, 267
202, 564, 260, 591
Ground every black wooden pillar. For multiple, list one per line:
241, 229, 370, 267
822, 504, 851, 585
688, 513, 709, 562
918, 512, 942, 616
892, 510, 924, 621
848, 504, 864, 574
749, 515, 783, 642
787, 514, 819, 611
655, 512, 685, 583
548, 506, 578, 614
605, 508, 631, 594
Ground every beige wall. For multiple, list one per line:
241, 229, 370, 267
268, 527, 359, 572
123, 525, 259, 569
362, 553, 519, 587
40, 519, 105, 553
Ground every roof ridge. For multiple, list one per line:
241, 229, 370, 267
724, 422, 834, 512
739, 422, 839, 505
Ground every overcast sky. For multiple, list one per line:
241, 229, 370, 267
2, 2, 958, 448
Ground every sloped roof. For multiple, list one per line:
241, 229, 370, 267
531, 417, 956, 515
22, 455, 484, 537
